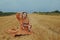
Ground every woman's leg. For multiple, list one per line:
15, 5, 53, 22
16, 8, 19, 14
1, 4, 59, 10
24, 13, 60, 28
28, 25, 32, 32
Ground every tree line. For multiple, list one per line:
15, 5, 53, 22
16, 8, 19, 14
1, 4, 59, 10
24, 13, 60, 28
33, 10, 60, 15
0, 11, 16, 16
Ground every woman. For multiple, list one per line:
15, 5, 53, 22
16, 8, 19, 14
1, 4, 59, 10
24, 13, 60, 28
16, 12, 23, 29
22, 12, 32, 32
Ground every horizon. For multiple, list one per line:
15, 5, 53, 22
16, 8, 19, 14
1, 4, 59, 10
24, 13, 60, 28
0, 0, 60, 13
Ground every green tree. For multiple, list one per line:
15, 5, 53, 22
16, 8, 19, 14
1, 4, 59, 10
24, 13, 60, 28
0, 11, 3, 13
53, 10, 60, 13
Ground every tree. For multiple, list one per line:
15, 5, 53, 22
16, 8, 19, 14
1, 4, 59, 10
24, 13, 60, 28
0, 11, 3, 13
53, 10, 60, 13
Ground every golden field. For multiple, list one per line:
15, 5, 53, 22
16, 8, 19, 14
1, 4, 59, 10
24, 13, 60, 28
0, 14, 60, 40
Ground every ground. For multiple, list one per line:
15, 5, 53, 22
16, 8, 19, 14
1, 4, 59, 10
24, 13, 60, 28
0, 14, 60, 40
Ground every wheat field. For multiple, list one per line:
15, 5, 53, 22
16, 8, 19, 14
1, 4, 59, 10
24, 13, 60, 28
0, 14, 60, 40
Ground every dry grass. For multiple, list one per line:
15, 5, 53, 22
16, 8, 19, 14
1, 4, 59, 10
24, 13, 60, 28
0, 14, 60, 40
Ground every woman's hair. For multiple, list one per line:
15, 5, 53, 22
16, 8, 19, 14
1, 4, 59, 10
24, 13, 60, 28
22, 12, 27, 17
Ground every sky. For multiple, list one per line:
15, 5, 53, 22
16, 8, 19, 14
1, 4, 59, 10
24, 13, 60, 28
0, 0, 60, 12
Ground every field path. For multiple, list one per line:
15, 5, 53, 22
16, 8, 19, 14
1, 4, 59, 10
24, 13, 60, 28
0, 14, 60, 40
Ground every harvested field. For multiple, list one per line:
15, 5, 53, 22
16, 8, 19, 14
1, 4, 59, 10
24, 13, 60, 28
0, 14, 60, 40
